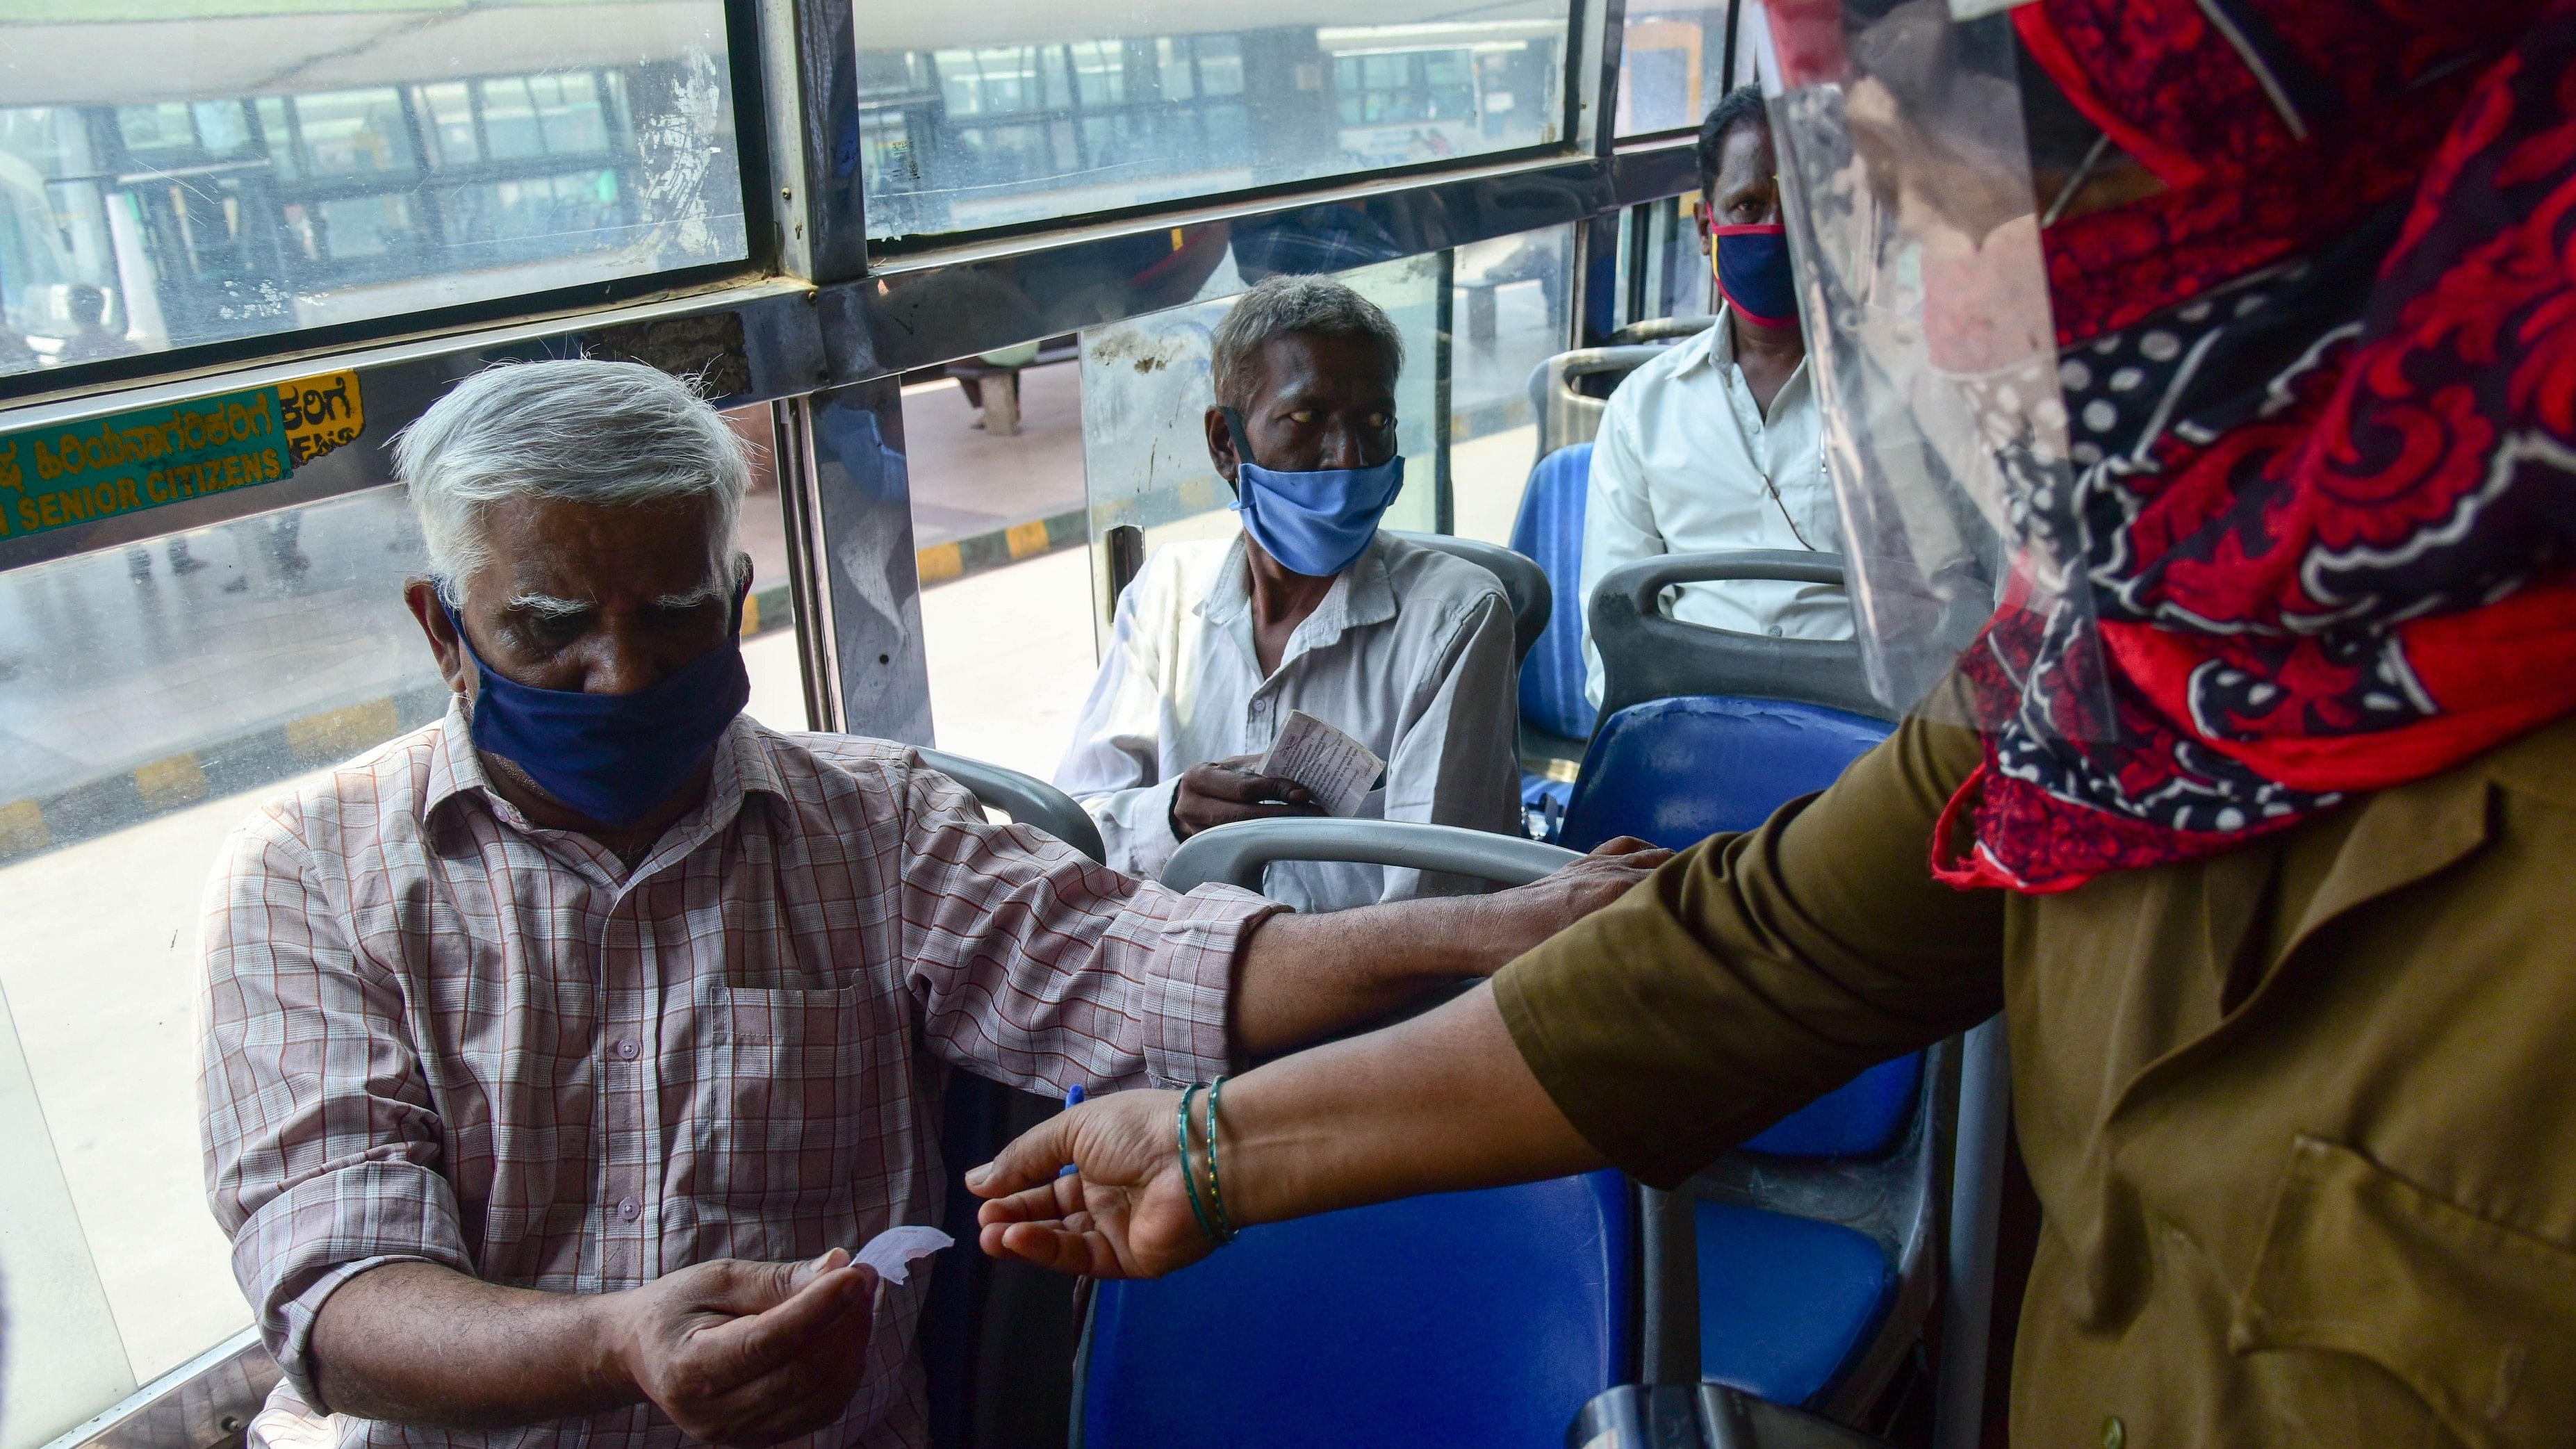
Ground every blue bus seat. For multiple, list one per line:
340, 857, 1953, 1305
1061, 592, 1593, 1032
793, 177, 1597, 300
1550, 662, 1919, 1414
1509, 443, 1595, 833
1510, 442, 1596, 744
1693, 1200, 1896, 1406
1078, 1170, 1631, 1449
1554, 695, 1891, 852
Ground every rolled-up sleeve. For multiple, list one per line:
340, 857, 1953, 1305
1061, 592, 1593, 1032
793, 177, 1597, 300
199, 808, 470, 1406
897, 756, 1281, 1091
1492, 713, 2007, 1188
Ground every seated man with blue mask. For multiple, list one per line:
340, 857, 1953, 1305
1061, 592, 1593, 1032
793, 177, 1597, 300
196, 359, 1664, 1449
1057, 276, 1523, 912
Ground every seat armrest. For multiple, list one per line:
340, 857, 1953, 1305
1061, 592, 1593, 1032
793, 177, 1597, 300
916, 748, 1108, 865
1164, 818, 1578, 893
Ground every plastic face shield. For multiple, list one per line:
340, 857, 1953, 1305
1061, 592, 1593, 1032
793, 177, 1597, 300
1762, 0, 2112, 735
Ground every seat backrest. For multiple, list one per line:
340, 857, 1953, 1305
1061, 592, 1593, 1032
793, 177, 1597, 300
1557, 695, 1910, 1161
1526, 343, 1668, 457
1555, 696, 1891, 853
1510, 443, 1598, 742
1588, 550, 1889, 726
1079, 1171, 1632, 1449
1088, 818, 1623, 1449
1389, 530, 1552, 664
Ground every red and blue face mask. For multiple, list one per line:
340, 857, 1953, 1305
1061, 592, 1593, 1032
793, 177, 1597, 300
1713, 222, 1798, 328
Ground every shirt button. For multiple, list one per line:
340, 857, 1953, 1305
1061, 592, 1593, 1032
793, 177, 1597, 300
618, 1196, 641, 1221
1766, 626, 1785, 638
616, 1038, 640, 1061
2101, 1416, 2126, 1449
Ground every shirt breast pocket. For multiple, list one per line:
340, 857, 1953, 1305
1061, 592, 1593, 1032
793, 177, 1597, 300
697, 981, 886, 1222
2230, 1135, 2576, 1449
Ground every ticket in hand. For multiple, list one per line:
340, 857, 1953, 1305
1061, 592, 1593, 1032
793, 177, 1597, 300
1255, 710, 1386, 819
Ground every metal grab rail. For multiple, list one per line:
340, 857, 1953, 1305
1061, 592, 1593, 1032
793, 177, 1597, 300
915, 748, 1106, 865
1525, 343, 1672, 458
1589, 550, 1889, 723
1164, 818, 1578, 894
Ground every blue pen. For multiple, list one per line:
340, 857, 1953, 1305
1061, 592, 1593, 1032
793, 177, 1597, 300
1059, 1083, 1085, 1177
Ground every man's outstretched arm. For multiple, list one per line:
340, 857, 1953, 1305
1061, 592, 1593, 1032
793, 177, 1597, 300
308, 1254, 876, 1445
1224, 836, 1668, 1056
970, 713, 2010, 1275
969, 981, 1596, 1279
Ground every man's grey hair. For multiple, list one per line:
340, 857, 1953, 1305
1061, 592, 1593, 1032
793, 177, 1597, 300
394, 359, 751, 592
1209, 275, 1405, 411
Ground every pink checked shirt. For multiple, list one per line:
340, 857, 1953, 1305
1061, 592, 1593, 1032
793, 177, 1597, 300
197, 703, 1271, 1448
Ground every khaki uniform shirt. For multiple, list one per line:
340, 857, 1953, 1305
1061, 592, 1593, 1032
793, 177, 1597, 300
1493, 712, 2576, 1449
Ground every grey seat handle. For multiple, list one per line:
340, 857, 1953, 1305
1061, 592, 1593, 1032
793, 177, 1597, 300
1605, 548, 1851, 614
917, 748, 1108, 866
1165, 819, 1579, 894
1589, 549, 1892, 723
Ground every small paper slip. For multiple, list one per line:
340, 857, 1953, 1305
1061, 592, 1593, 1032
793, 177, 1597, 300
854, 1224, 951, 1284
1256, 709, 1385, 819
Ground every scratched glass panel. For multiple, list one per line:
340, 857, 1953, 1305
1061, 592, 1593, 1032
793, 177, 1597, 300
853, 3, 1574, 243
0, 3, 748, 381
0, 404, 801, 1407
1616, 6, 1755, 136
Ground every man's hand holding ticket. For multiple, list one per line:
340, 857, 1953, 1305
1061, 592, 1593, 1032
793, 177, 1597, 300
1254, 710, 1385, 818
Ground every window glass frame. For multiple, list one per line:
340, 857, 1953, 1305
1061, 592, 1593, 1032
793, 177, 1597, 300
852, 7, 1598, 261
0, 0, 779, 408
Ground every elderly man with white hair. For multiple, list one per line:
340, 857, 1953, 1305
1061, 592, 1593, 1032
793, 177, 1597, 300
196, 359, 1664, 1449
1057, 275, 1523, 910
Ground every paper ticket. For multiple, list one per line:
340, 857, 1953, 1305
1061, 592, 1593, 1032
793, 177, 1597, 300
1256, 709, 1385, 818
854, 1224, 951, 1284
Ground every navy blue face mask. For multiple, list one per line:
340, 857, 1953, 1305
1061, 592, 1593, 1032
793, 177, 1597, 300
1714, 222, 1799, 329
1220, 407, 1405, 579
441, 584, 750, 827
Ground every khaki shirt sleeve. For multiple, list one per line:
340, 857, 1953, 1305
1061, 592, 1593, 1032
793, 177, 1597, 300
1493, 712, 2006, 1188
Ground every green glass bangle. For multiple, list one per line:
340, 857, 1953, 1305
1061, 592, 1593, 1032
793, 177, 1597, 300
1175, 1083, 1226, 1247
1204, 1074, 1233, 1242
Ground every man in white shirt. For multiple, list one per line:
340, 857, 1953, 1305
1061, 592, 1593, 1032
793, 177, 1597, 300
1058, 276, 1523, 912
1580, 87, 1852, 709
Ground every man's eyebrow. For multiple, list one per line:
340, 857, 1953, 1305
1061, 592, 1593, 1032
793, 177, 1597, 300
504, 592, 593, 620
653, 582, 730, 610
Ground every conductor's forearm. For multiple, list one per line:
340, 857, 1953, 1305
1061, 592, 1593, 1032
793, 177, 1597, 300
1220, 982, 1606, 1227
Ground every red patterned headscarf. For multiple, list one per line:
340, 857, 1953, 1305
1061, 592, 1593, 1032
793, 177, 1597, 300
1935, 0, 2576, 891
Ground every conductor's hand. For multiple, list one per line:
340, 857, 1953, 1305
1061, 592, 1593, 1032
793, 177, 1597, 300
967, 1088, 1212, 1280
1170, 760, 1324, 841
615, 1250, 880, 1447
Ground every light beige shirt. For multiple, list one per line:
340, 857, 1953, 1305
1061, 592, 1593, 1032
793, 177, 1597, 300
1055, 532, 1522, 913
1579, 307, 1851, 707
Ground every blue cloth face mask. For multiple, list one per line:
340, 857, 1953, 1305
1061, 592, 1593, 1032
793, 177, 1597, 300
1713, 222, 1798, 329
1220, 407, 1405, 579
441, 584, 751, 826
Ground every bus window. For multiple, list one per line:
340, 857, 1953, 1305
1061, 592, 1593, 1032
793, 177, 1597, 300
0, 4, 750, 379
0, 399, 807, 1448
899, 357, 1101, 780
1449, 225, 1574, 546
853, 8, 1576, 244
